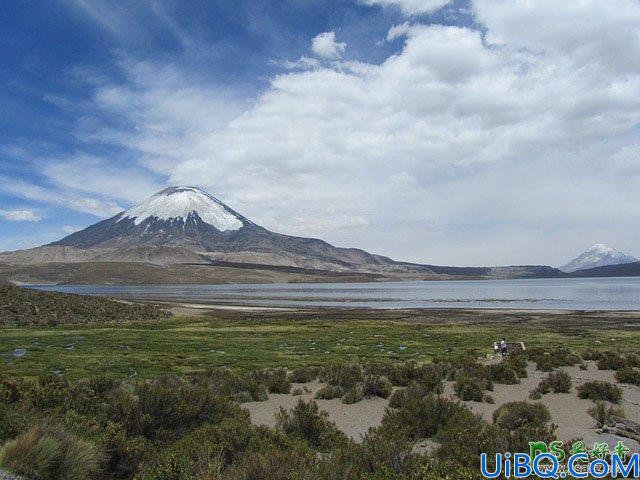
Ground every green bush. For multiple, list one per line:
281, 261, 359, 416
264, 368, 291, 394
388, 383, 430, 408
275, 399, 344, 450
504, 355, 528, 378
0, 424, 103, 480
112, 375, 240, 441
487, 363, 519, 385
530, 370, 572, 398
318, 364, 364, 390
141, 416, 254, 479
206, 368, 268, 401
597, 351, 626, 371
225, 446, 313, 480
578, 381, 623, 403
314, 385, 345, 400
580, 348, 603, 361
362, 375, 393, 398
288, 367, 317, 384
454, 377, 491, 402
382, 394, 478, 440
493, 402, 552, 430
341, 386, 364, 404
615, 367, 640, 385
588, 401, 626, 428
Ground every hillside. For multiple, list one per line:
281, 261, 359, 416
0, 285, 170, 326
568, 261, 640, 278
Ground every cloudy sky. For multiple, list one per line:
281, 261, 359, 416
1, 0, 639, 266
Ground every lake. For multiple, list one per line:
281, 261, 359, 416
33, 276, 640, 311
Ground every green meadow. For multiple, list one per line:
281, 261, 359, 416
3, 310, 640, 380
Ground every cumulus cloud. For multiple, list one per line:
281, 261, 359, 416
361, 0, 452, 15
311, 32, 347, 59
40, 0, 640, 265
0, 209, 41, 222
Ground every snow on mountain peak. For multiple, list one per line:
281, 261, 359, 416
118, 186, 244, 231
588, 243, 614, 254
561, 243, 637, 272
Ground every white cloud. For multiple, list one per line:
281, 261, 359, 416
0, 209, 41, 222
311, 32, 347, 59
361, 0, 452, 15
45, 0, 640, 265
62, 225, 80, 233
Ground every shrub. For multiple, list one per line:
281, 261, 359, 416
251, 368, 291, 394
388, 383, 431, 408
493, 402, 552, 430
225, 446, 313, 480
580, 348, 602, 361
206, 368, 268, 401
318, 364, 364, 390
291, 387, 305, 396
0, 424, 103, 480
102, 421, 147, 480
487, 363, 519, 385
504, 355, 528, 378
588, 401, 626, 428
531, 370, 572, 398
578, 381, 622, 403
275, 399, 344, 450
454, 377, 491, 402
314, 385, 345, 400
288, 367, 317, 384
112, 375, 240, 441
341, 386, 364, 404
625, 354, 640, 368
141, 416, 254, 479
362, 375, 393, 398
615, 367, 640, 385
382, 394, 479, 440
597, 351, 626, 371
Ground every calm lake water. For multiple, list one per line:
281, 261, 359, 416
33, 277, 640, 311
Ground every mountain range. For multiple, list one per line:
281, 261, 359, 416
0, 186, 564, 285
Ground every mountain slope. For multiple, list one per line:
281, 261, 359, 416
20, 186, 427, 274
568, 261, 640, 278
0, 186, 565, 283
560, 243, 637, 273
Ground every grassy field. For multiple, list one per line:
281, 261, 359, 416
3, 308, 640, 380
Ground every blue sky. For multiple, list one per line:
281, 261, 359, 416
1, 0, 640, 266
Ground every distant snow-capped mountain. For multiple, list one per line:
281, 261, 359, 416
561, 243, 637, 273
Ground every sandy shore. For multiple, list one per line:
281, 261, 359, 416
243, 360, 640, 450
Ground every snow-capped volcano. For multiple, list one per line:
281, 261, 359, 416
41, 186, 406, 272
118, 186, 244, 231
560, 243, 638, 273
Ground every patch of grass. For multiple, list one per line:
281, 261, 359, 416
0, 285, 169, 327
4, 309, 640, 380
0, 424, 103, 480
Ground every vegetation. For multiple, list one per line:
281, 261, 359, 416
577, 381, 623, 403
587, 401, 626, 428
0, 424, 103, 480
530, 370, 572, 399
2, 289, 640, 479
615, 366, 640, 385
0, 285, 169, 327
